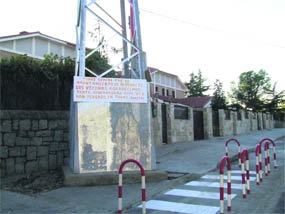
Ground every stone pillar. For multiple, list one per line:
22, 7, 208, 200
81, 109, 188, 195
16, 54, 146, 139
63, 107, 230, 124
166, 103, 174, 144
262, 113, 267, 129
203, 108, 213, 139
152, 103, 162, 147
257, 112, 263, 130
218, 109, 225, 137
249, 112, 254, 131
232, 111, 238, 135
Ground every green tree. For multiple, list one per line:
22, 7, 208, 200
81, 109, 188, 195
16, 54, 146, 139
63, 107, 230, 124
211, 79, 227, 110
263, 83, 285, 112
230, 69, 284, 111
185, 70, 210, 97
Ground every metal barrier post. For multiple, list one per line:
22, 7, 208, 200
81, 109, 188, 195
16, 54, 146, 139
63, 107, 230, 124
259, 138, 278, 168
118, 159, 146, 214
264, 142, 269, 176
225, 138, 241, 168
220, 156, 232, 214
241, 149, 250, 198
255, 144, 260, 185
258, 144, 263, 182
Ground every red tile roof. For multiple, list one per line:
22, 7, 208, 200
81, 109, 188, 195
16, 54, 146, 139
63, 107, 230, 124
156, 95, 212, 108
178, 96, 212, 108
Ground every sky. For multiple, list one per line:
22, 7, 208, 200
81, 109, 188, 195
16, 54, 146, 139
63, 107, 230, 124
1, 0, 285, 93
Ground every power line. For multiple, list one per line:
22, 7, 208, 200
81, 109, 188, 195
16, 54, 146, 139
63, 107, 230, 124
140, 8, 285, 49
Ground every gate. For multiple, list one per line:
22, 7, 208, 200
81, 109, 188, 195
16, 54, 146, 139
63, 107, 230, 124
161, 103, 168, 144
212, 110, 220, 136
193, 110, 204, 140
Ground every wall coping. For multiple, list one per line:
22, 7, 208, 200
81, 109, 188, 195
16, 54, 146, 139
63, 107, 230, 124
0, 110, 69, 120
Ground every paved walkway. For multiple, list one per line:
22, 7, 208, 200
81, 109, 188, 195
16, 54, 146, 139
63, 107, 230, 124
1, 128, 284, 214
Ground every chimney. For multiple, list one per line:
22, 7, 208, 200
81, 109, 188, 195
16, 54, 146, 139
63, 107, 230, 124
20, 31, 29, 35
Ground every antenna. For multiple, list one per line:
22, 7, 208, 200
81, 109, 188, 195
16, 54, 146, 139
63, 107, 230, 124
75, 0, 146, 79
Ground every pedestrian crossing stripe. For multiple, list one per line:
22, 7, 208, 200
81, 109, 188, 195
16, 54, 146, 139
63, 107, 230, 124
231, 170, 256, 174
202, 175, 256, 181
138, 200, 220, 214
185, 181, 243, 189
165, 189, 237, 200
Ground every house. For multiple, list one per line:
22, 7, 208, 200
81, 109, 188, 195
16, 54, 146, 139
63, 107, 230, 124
148, 67, 188, 99
178, 96, 212, 109
0, 31, 76, 60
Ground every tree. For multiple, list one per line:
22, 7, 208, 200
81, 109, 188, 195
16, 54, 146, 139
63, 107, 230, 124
185, 70, 210, 97
262, 83, 285, 112
230, 69, 284, 111
211, 79, 227, 110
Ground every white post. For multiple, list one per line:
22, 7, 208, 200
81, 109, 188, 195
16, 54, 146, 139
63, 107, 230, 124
79, 0, 87, 76
133, 0, 146, 79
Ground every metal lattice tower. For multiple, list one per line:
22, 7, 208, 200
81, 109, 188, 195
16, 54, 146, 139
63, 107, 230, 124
75, 0, 146, 79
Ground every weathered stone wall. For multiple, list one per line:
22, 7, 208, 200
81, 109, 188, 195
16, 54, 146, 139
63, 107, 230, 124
0, 110, 69, 177
152, 103, 163, 147
274, 120, 285, 128
257, 113, 264, 130
219, 109, 234, 137
203, 108, 213, 139
234, 110, 251, 135
69, 100, 156, 173
250, 112, 258, 131
167, 104, 194, 143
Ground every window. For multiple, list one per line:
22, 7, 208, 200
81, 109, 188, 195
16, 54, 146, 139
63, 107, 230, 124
172, 91, 175, 98
174, 105, 189, 120
166, 89, 169, 96
155, 86, 159, 94
162, 88, 165, 96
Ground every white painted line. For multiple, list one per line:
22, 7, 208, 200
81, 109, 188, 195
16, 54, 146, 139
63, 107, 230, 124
138, 200, 220, 214
231, 170, 256, 175
165, 189, 237, 200
185, 181, 243, 189
202, 175, 256, 181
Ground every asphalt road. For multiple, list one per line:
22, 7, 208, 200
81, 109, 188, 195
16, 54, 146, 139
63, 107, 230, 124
125, 140, 285, 214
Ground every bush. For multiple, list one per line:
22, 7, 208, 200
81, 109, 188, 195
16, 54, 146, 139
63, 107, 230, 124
0, 52, 115, 110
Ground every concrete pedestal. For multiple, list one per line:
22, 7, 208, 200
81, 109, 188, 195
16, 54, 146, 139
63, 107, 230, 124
69, 95, 157, 174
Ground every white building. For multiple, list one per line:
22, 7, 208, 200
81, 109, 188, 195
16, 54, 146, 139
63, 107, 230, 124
0, 31, 76, 60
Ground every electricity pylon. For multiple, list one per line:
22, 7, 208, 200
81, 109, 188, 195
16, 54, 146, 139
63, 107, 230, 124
75, 0, 146, 79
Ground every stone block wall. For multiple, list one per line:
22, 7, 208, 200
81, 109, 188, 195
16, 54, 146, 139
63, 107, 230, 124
167, 104, 194, 143
250, 112, 258, 131
0, 110, 69, 177
257, 113, 263, 130
152, 103, 163, 147
203, 108, 213, 139
233, 110, 250, 135
219, 109, 234, 137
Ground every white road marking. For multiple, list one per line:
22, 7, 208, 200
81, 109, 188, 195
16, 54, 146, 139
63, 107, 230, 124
231, 170, 256, 175
138, 200, 220, 214
185, 181, 243, 189
165, 189, 237, 200
202, 175, 256, 181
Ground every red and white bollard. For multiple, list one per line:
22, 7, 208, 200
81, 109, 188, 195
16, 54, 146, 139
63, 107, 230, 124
220, 156, 232, 214
267, 144, 271, 174
264, 142, 269, 176
259, 138, 278, 168
255, 144, 260, 185
225, 138, 241, 168
118, 159, 146, 214
241, 149, 250, 198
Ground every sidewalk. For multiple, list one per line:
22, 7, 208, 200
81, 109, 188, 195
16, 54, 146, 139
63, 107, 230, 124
1, 128, 284, 214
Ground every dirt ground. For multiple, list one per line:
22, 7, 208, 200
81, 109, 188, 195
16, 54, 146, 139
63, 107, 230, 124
0, 169, 64, 196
